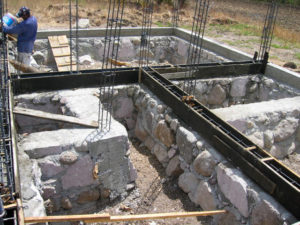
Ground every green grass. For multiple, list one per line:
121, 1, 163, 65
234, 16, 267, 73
296, 53, 300, 60
155, 21, 172, 27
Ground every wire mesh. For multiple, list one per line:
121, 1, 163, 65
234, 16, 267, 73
258, 0, 278, 61
98, 0, 125, 132
139, 0, 154, 68
183, 0, 210, 95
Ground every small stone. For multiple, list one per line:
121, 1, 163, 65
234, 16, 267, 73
249, 83, 258, 93
127, 86, 135, 97
263, 130, 274, 150
196, 141, 203, 150
61, 197, 72, 210
79, 55, 93, 65
157, 105, 165, 114
170, 119, 179, 132
165, 114, 172, 124
78, 18, 90, 28
283, 62, 297, 69
77, 189, 100, 204
126, 184, 135, 191
178, 172, 199, 193
193, 150, 217, 177
42, 185, 56, 200
166, 156, 183, 177
168, 148, 176, 158
44, 199, 54, 214
59, 151, 78, 164
101, 188, 111, 199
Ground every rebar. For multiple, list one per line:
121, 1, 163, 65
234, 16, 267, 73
0, 0, 16, 224
172, 0, 180, 28
258, 0, 278, 61
98, 0, 125, 132
139, 0, 154, 68
183, 0, 210, 95
69, 0, 80, 73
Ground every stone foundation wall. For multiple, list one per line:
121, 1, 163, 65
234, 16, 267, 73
31, 36, 229, 70
176, 75, 300, 109
112, 84, 297, 225
16, 89, 136, 216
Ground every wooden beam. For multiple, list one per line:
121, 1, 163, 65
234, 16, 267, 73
24, 210, 226, 224
13, 107, 98, 128
25, 213, 111, 223
17, 199, 25, 225
4, 203, 17, 209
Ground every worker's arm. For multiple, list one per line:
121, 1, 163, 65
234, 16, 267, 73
3, 23, 25, 35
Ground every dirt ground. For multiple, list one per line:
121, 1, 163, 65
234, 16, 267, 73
7, 0, 300, 71
97, 138, 212, 225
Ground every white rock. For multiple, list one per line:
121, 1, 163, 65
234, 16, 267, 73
273, 118, 298, 142
217, 163, 249, 217
230, 77, 248, 97
79, 55, 94, 65
78, 18, 90, 28
178, 172, 198, 193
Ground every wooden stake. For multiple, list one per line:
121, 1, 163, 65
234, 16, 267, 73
17, 199, 25, 225
24, 210, 226, 224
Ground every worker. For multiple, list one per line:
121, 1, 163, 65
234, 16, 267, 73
2, 6, 38, 66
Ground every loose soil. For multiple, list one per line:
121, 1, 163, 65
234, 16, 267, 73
96, 138, 212, 225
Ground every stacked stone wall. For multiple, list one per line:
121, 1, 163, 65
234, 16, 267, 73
112, 84, 297, 225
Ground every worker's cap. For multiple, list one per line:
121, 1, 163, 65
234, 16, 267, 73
16, 6, 30, 18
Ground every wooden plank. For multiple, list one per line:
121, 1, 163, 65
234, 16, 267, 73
14, 107, 98, 128
109, 210, 227, 222
24, 210, 226, 223
4, 203, 17, 209
245, 146, 256, 151
25, 213, 111, 223
17, 199, 25, 225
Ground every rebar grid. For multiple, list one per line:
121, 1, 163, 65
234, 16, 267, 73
98, 0, 125, 132
139, 0, 154, 68
172, 0, 180, 28
183, 0, 209, 95
258, 0, 278, 61
69, 0, 80, 73
0, 0, 17, 223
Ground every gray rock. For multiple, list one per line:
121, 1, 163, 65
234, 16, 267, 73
153, 143, 169, 164
251, 200, 282, 225
129, 160, 138, 183
217, 163, 249, 217
170, 119, 179, 132
154, 120, 175, 148
135, 117, 148, 141
178, 172, 198, 193
144, 111, 155, 133
264, 130, 274, 149
157, 105, 165, 114
228, 119, 247, 133
42, 182, 56, 200
176, 127, 197, 164
248, 132, 264, 148
214, 208, 241, 225
193, 150, 217, 177
113, 96, 134, 119
78, 18, 90, 28
168, 148, 176, 159
77, 189, 100, 204
74, 140, 89, 152
126, 183, 135, 191
189, 181, 218, 210
59, 151, 78, 164
38, 158, 63, 180
166, 156, 183, 177
101, 188, 111, 199
296, 126, 300, 142
33, 51, 45, 65
61, 155, 96, 190
230, 77, 248, 97
145, 136, 155, 150
61, 197, 72, 210
273, 118, 298, 142
207, 84, 226, 105
196, 141, 203, 150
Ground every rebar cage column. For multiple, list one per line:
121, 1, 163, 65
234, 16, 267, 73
98, 0, 125, 132
183, 0, 210, 96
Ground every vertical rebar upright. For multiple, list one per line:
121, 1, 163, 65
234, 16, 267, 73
139, 0, 154, 68
98, 0, 125, 132
183, 0, 210, 95
69, 0, 80, 73
172, 0, 180, 28
258, 0, 278, 61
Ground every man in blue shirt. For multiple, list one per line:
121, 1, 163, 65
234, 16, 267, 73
3, 7, 38, 66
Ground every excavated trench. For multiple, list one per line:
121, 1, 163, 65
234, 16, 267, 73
12, 36, 300, 224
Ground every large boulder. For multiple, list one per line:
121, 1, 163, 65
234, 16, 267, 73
251, 200, 282, 225
176, 127, 197, 164
154, 120, 175, 148
230, 77, 248, 97
207, 84, 226, 105
178, 172, 198, 193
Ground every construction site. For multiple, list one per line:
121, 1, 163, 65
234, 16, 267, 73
0, 0, 299, 224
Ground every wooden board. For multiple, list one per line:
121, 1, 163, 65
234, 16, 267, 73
14, 107, 98, 128
24, 210, 226, 223
48, 35, 76, 72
